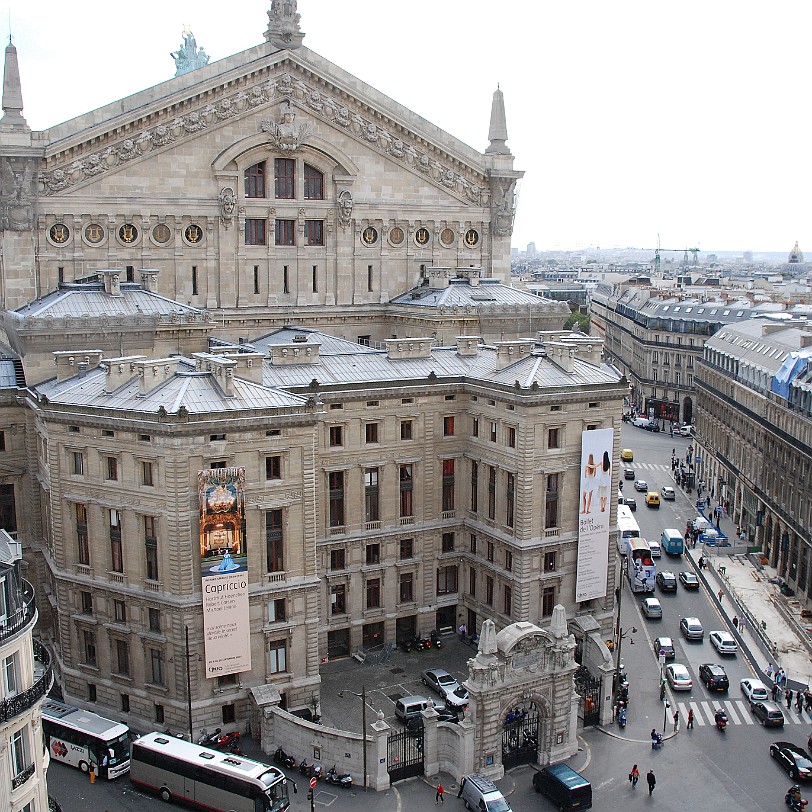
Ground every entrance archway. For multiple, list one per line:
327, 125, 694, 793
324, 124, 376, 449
682, 396, 693, 425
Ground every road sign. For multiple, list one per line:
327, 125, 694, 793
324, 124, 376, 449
310, 777, 317, 789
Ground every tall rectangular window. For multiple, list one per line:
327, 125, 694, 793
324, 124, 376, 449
437, 565, 458, 595
505, 550, 513, 572
400, 420, 413, 440
312, 265, 318, 292
3, 653, 18, 695
274, 158, 295, 199
142, 461, 154, 487
329, 471, 345, 527
115, 638, 130, 676
367, 265, 374, 292
303, 163, 324, 199
542, 586, 556, 616
399, 464, 413, 517
283, 265, 290, 294
548, 428, 560, 449
364, 468, 380, 522
503, 585, 512, 617
10, 727, 28, 778
305, 220, 324, 246
507, 427, 516, 448
265, 455, 282, 480
443, 416, 455, 436
113, 599, 125, 622
76, 504, 89, 565
486, 576, 494, 606
275, 219, 295, 246
506, 472, 515, 528
366, 578, 381, 608
472, 418, 479, 437
365, 543, 380, 565
470, 461, 479, 512
72, 451, 84, 475
330, 584, 346, 614
468, 566, 476, 597
149, 607, 162, 632
488, 465, 496, 520
399, 572, 413, 603
144, 516, 158, 581
269, 639, 287, 673
400, 538, 413, 559
329, 426, 343, 447
442, 458, 455, 512
442, 532, 455, 553
105, 456, 118, 481
82, 630, 96, 665
245, 218, 267, 245
266, 509, 284, 572
192, 266, 198, 295
545, 473, 559, 528
365, 423, 379, 444
81, 591, 93, 614
150, 649, 165, 686
253, 265, 260, 295
244, 161, 266, 197
110, 509, 123, 573
330, 548, 346, 570
489, 421, 497, 442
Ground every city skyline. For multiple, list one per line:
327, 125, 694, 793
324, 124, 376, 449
5, 0, 809, 253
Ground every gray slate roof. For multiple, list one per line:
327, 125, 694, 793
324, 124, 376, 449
390, 279, 563, 309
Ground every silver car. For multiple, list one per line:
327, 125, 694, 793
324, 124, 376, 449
680, 616, 704, 640
421, 668, 460, 700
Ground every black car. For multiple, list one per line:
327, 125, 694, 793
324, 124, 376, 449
770, 741, 812, 781
643, 423, 661, 432
656, 571, 677, 593
620, 497, 637, 511
699, 663, 729, 691
624, 467, 636, 480
679, 571, 700, 590
406, 710, 458, 734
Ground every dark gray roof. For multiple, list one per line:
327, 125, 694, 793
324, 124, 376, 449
390, 278, 566, 309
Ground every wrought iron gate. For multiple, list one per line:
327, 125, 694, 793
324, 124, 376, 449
574, 665, 601, 726
501, 703, 540, 770
387, 727, 424, 782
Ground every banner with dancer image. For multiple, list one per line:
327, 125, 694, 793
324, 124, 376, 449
575, 428, 614, 602
198, 467, 251, 677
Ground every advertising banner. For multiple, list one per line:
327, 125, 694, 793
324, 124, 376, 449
198, 467, 251, 677
575, 428, 614, 602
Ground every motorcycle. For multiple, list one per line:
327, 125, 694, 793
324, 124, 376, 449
651, 732, 663, 751
197, 727, 222, 747
715, 710, 727, 732
618, 709, 627, 729
430, 631, 443, 650
215, 731, 240, 750
787, 786, 809, 811
411, 635, 425, 652
421, 635, 433, 649
399, 638, 412, 653
325, 765, 353, 788
273, 746, 297, 769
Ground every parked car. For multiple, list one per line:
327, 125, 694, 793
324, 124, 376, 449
644, 422, 661, 432
666, 663, 693, 691
620, 496, 637, 512
654, 636, 675, 660
680, 617, 704, 640
709, 630, 738, 655
656, 571, 677, 592
634, 479, 648, 492
699, 663, 729, 691
641, 597, 662, 619
679, 425, 694, 437
741, 678, 770, 704
421, 668, 460, 700
645, 491, 661, 508
770, 741, 812, 781
661, 486, 676, 500
752, 700, 785, 727
679, 571, 700, 590
624, 467, 636, 480
445, 685, 469, 710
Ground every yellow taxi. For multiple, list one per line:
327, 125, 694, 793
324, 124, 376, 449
621, 448, 634, 462
645, 491, 661, 508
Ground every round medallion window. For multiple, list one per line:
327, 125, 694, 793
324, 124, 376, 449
84, 223, 104, 244
152, 224, 172, 245
49, 223, 70, 244
184, 224, 204, 244
464, 228, 480, 248
118, 223, 139, 244
440, 227, 455, 246
415, 227, 430, 246
361, 226, 378, 246
389, 226, 404, 246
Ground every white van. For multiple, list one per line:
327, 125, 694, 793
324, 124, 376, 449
679, 425, 694, 437
632, 417, 650, 428
459, 774, 511, 812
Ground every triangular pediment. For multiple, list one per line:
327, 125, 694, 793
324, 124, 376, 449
39, 45, 488, 206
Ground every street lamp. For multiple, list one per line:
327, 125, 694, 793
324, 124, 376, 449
339, 686, 368, 791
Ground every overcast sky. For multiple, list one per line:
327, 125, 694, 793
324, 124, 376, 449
6, 1, 808, 254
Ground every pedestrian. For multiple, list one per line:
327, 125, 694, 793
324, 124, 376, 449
804, 691, 812, 713
766, 663, 774, 680
772, 683, 780, 701
787, 689, 794, 710
647, 770, 656, 796
673, 709, 679, 731
457, 777, 466, 798
458, 623, 467, 642
778, 669, 787, 687
698, 555, 704, 569
732, 616, 738, 630
717, 589, 724, 602
707, 495, 711, 509
436, 783, 444, 804
687, 708, 694, 729
796, 690, 804, 713
629, 764, 640, 787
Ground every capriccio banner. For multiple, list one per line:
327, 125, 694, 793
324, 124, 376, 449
198, 467, 251, 677
575, 428, 614, 602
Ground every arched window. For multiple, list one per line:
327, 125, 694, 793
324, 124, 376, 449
244, 162, 266, 198
303, 163, 324, 200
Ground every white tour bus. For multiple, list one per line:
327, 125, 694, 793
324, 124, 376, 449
622, 537, 657, 593
616, 504, 641, 551
41, 699, 132, 779
130, 732, 292, 812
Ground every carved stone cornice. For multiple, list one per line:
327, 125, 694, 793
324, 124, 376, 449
39, 62, 489, 206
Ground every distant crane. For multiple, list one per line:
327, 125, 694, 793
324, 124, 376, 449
643, 238, 700, 274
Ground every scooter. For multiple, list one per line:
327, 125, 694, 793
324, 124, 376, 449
273, 746, 297, 769
430, 631, 443, 650
411, 635, 425, 652
325, 765, 353, 788
651, 732, 663, 751
197, 727, 222, 747
215, 731, 240, 750
399, 638, 412, 653
715, 710, 727, 732
786, 785, 809, 810
618, 709, 627, 729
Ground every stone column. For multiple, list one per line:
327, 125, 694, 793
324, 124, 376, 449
369, 712, 391, 791
421, 707, 440, 778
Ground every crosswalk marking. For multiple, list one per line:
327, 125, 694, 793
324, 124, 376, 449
673, 698, 803, 726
